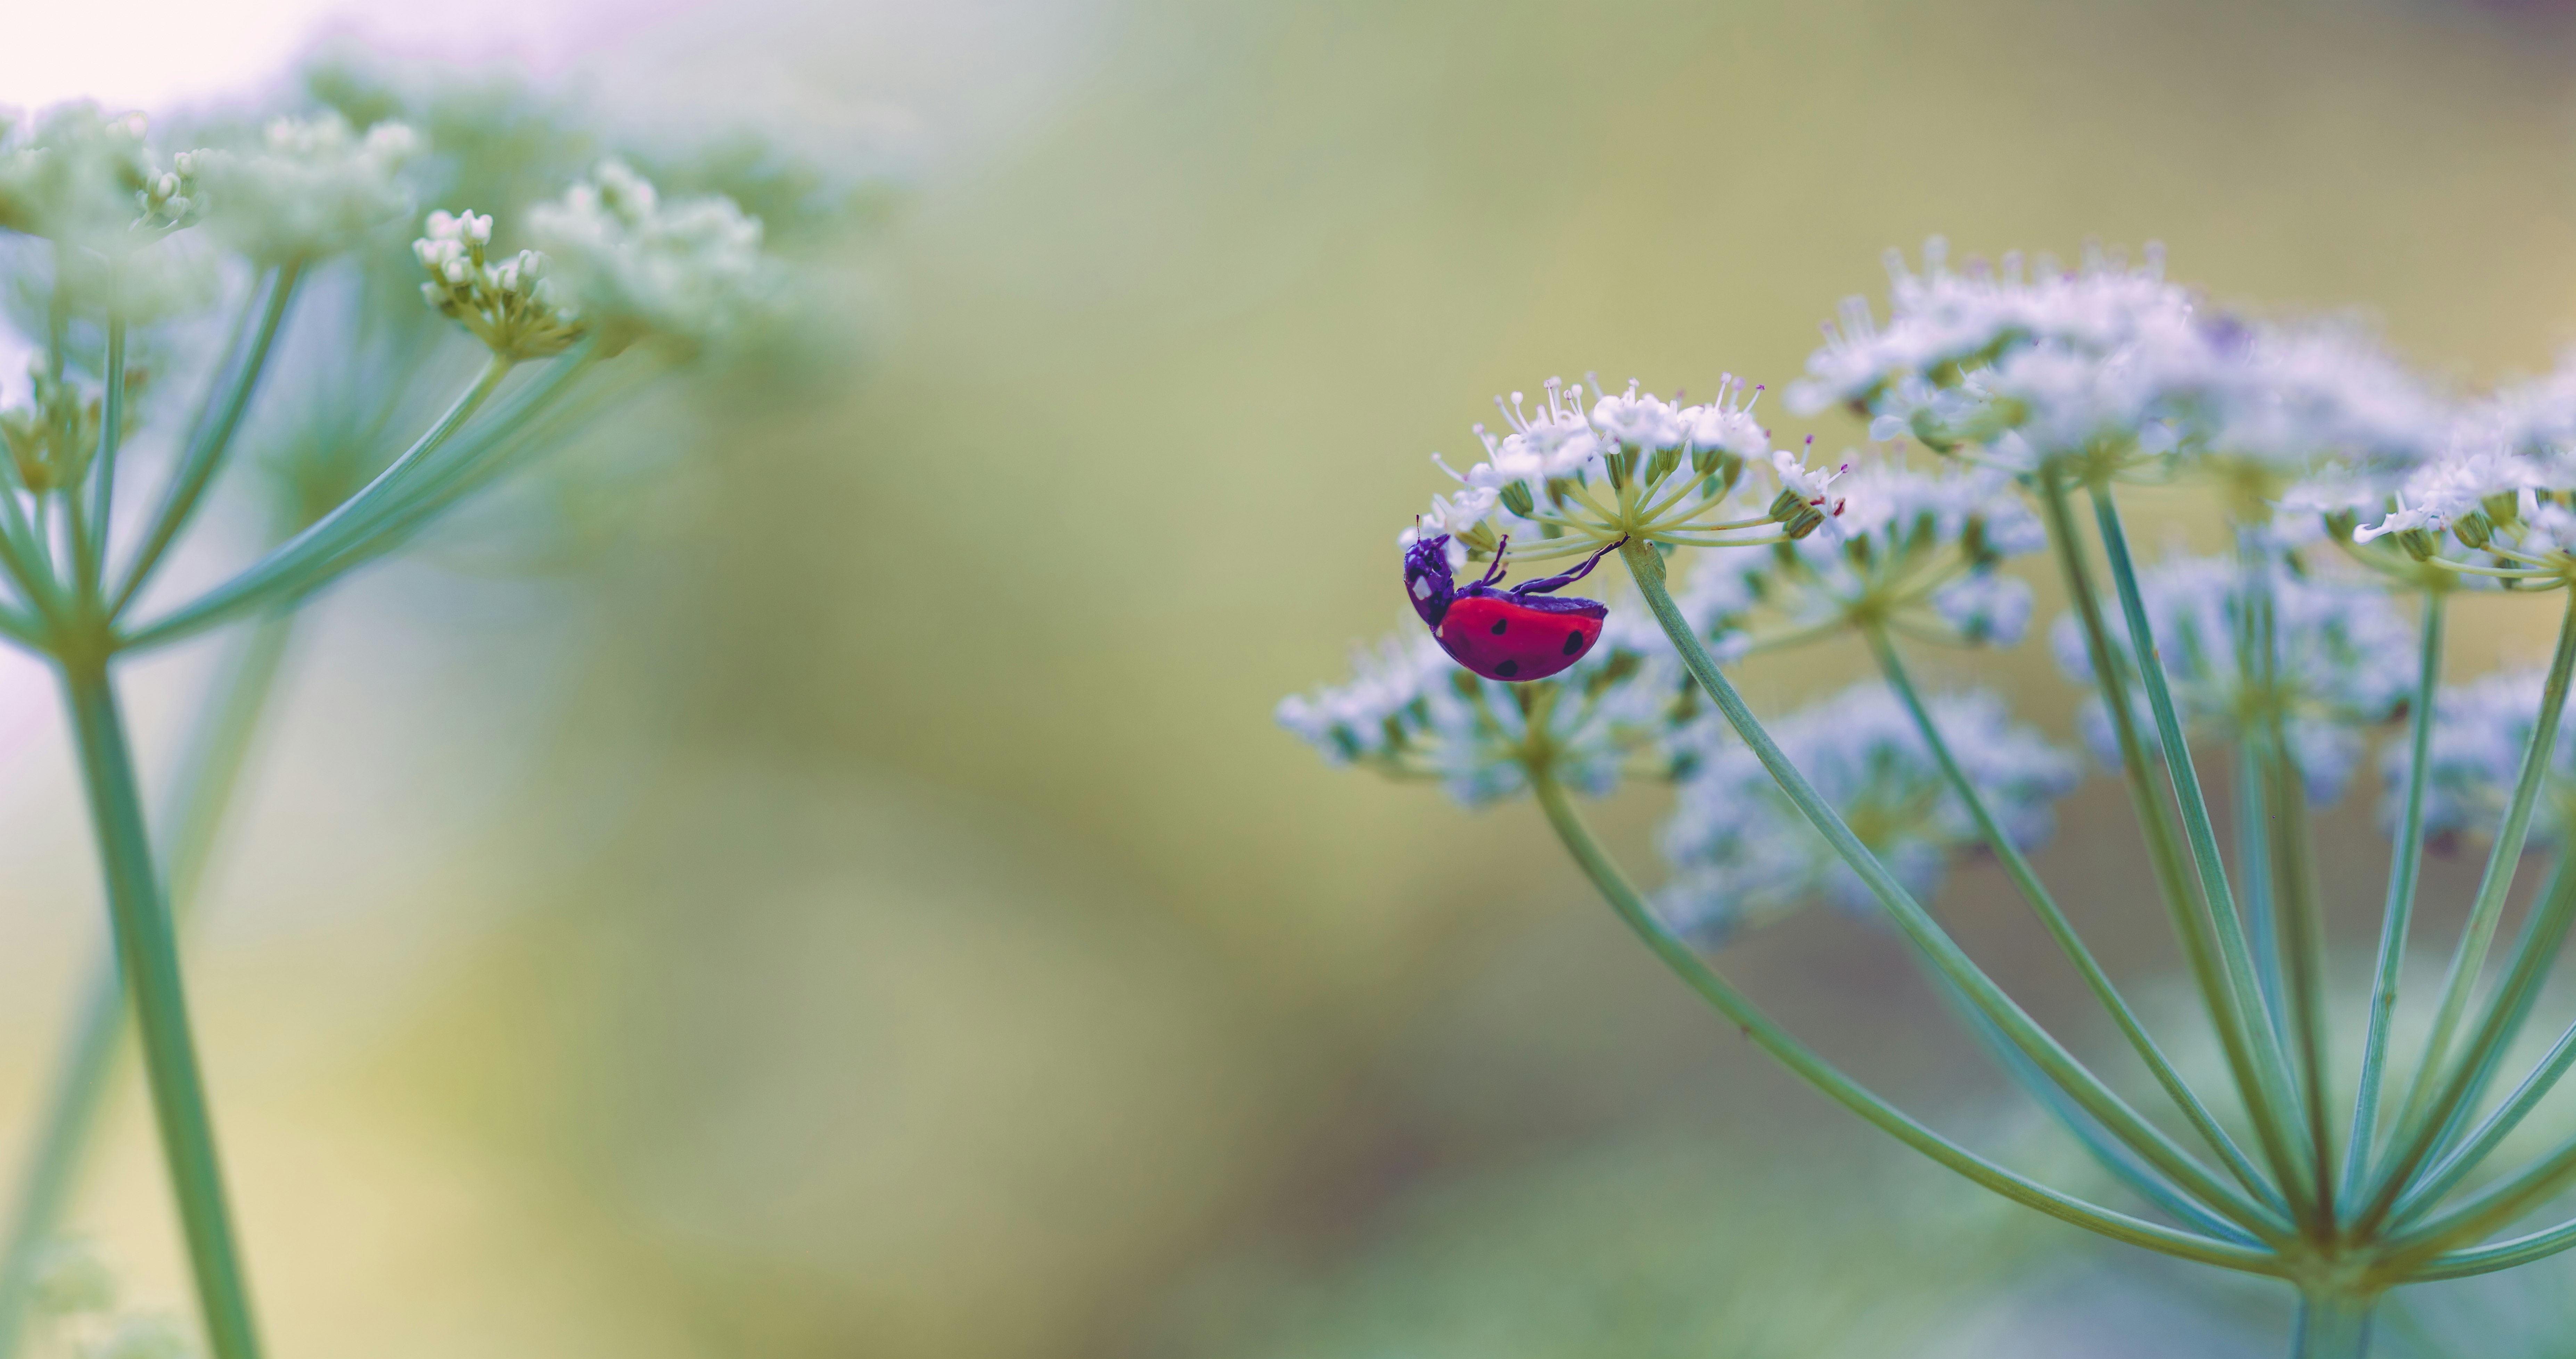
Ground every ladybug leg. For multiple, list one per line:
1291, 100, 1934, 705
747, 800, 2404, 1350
1473, 536, 1512, 588
1510, 536, 1628, 596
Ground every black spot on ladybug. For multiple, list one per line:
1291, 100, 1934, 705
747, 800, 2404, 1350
1495, 659, 1520, 677
1490, 618, 1508, 635
1562, 631, 1583, 655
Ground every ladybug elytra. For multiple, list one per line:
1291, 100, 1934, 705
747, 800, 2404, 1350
1404, 532, 1625, 682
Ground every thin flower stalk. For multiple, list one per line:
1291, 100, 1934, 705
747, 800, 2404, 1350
2343, 592, 2445, 1205
1530, 772, 2278, 1271
1614, 537, 2289, 1240
0, 611, 294, 1359
2089, 483, 2321, 1215
1866, 624, 2288, 1215
2038, 470, 2315, 1212
2362, 588, 2576, 1227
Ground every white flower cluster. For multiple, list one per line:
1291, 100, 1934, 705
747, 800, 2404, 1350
1692, 457, 2048, 650
202, 113, 420, 262
2383, 669, 2576, 845
1796, 238, 2448, 477
1408, 374, 1829, 549
2050, 550, 2414, 800
0, 105, 206, 247
527, 159, 772, 354
415, 208, 585, 359
1277, 620, 1691, 808
1658, 681, 2078, 940
2298, 367, 2576, 565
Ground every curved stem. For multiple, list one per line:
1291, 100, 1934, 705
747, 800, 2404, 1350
2394, 1024, 2576, 1232
124, 355, 513, 650
2089, 484, 2317, 1213
56, 655, 263, 1359
0, 613, 292, 1358
2344, 592, 2444, 1205
1865, 625, 2286, 1216
1530, 774, 2279, 1272
2415, 1211, 2576, 1280
82, 312, 127, 597
2360, 858, 2576, 1235
111, 265, 302, 617
1619, 538, 2289, 1242
2038, 472, 2310, 1218
2376, 586, 2576, 1202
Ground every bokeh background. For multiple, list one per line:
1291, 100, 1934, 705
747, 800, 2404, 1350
9, 0, 2576, 1355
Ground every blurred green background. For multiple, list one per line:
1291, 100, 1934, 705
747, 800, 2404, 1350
11, 0, 2576, 1354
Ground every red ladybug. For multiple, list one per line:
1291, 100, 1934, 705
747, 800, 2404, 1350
1404, 532, 1625, 682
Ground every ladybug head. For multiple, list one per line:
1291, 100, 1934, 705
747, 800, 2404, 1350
1403, 534, 1458, 626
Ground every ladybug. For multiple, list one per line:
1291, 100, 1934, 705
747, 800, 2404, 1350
1404, 532, 1626, 682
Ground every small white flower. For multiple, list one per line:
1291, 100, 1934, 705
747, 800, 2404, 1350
416, 206, 584, 359
1682, 374, 1771, 460
1771, 445, 1847, 504
1590, 379, 1686, 450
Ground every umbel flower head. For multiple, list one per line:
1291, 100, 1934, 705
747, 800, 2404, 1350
2050, 546, 2414, 801
1277, 610, 1694, 808
415, 208, 583, 359
1658, 680, 2078, 940
1667, 455, 2047, 657
1795, 238, 2452, 495
1405, 374, 1835, 571
200, 112, 421, 263
527, 158, 773, 356
0, 105, 208, 248
2385, 668, 2576, 845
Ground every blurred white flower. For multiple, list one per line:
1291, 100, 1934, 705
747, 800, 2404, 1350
201, 113, 420, 262
2384, 668, 2576, 845
1658, 680, 2077, 940
527, 158, 774, 355
2051, 548, 2414, 801
1278, 611, 1693, 808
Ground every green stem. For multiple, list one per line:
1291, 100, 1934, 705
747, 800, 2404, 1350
55, 655, 263, 1359
2238, 747, 2288, 1043
2360, 858, 2576, 1235
1529, 773, 2278, 1271
2415, 1210, 2576, 1279
1620, 538, 2288, 1242
111, 265, 302, 617
2396, 1010, 2576, 1228
2037, 472, 2310, 1216
2344, 592, 2444, 1205
2088, 483, 2316, 1211
0, 608, 296, 1356
1865, 625, 2286, 1217
83, 311, 126, 597
2378, 586, 2576, 1195
125, 356, 511, 649
2290, 1287, 2377, 1359
2263, 703, 2340, 1228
